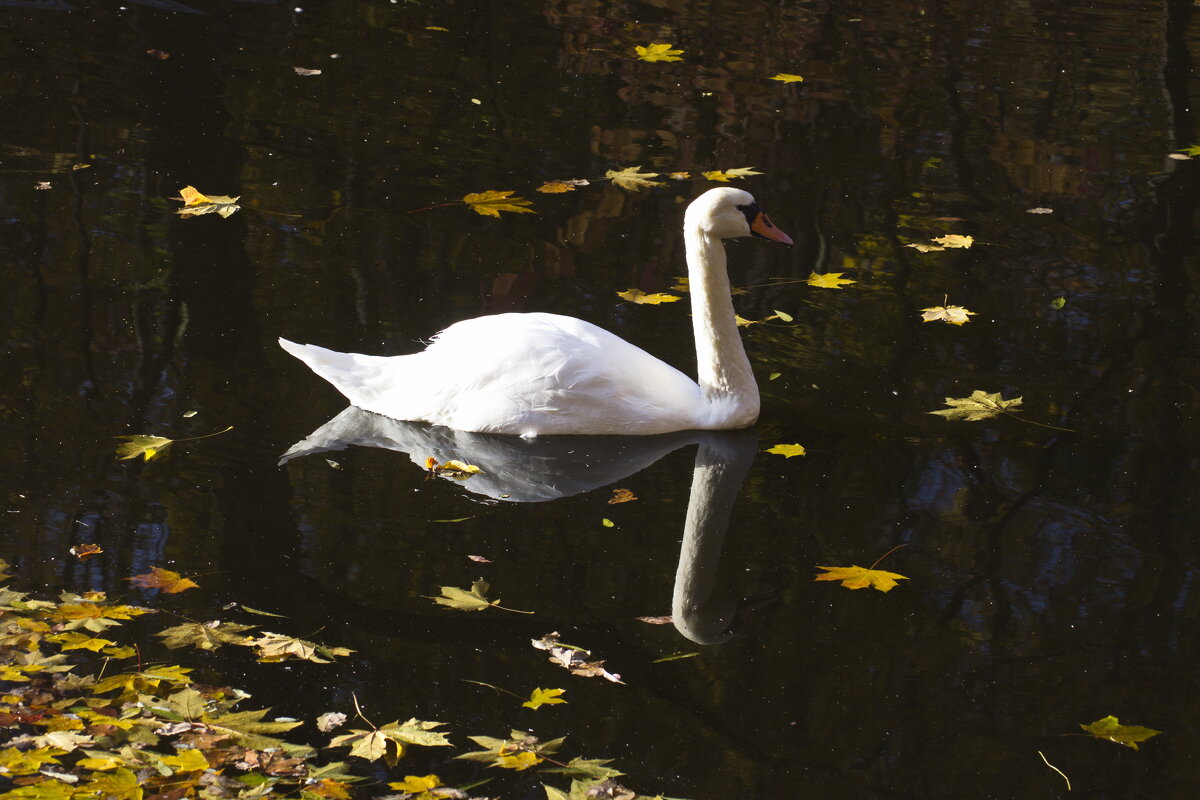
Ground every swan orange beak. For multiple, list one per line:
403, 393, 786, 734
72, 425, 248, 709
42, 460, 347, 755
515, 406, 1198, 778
750, 211, 793, 245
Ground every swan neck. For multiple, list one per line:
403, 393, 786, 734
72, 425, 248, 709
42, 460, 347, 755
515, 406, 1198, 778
685, 227, 759, 423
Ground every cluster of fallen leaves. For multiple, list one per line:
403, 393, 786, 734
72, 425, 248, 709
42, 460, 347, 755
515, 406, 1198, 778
0, 559, 675, 800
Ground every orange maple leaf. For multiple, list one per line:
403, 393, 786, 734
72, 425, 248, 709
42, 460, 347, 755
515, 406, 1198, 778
127, 567, 199, 594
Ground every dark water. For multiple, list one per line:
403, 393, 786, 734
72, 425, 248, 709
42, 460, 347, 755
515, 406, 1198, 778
3, 0, 1200, 797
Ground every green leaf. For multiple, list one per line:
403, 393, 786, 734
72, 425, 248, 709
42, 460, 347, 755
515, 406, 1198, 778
928, 390, 1022, 422
1080, 715, 1162, 750
432, 579, 499, 612
540, 756, 624, 781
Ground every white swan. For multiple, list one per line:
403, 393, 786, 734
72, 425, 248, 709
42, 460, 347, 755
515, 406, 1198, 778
279, 187, 792, 436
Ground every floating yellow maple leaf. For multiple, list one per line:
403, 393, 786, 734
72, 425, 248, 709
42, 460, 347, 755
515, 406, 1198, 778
702, 167, 764, 182
127, 566, 199, 594
920, 304, 976, 325
617, 288, 681, 304
115, 425, 233, 462
522, 687, 566, 710
389, 775, 441, 793
769, 73, 805, 83
175, 185, 241, 219
1080, 715, 1161, 750
635, 43, 684, 62
928, 390, 1022, 422
815, 565, 909, 593
805, 271, 856, 289
425, 459, 482, 480
765, 443, 806, 458
462, 190, 535, 217
606, 165, 664, 191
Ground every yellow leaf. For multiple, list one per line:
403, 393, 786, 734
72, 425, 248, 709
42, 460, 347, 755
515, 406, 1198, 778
814, 565, 909, 593
306, 778, 353, 799
496, 750, 543, 770
805, 271, 856, 289
634, 43, 684, 62
80, 767, 142, 800
389, 775, 441, 793
931, 234, 973, 248
439, 460, 482, 479
174, 185, 241, 219
668, 171, 691, 180
768, 73, 805, 83
765, 444, 805, 458
432, 579, 499, 612
928, 390, 1022, 422
734, 315, 757, 327
46, 632, 116, 652
522, 687, 566, 710
919, 305, 976, 326
617, 289, 681, 304
78, 755, 122, 771
126, 567, 199, 594
159, 747, 209, 772
605, 166, 664, 192
462, 190, 535, 217
1079, 715, 1162, 750
601, 518, 615, 528
771, 309, 794, 322
114, 435, 173, 462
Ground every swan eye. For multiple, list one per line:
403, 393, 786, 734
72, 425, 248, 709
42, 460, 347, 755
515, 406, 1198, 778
737, 202, 762, 227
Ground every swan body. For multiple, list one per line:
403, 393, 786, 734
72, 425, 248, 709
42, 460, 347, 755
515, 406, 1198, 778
280, 187, 792, 436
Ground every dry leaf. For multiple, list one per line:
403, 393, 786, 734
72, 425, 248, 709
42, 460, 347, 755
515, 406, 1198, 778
608, 489, 636, 504
1026, 207, 1054, 214
634, 43, 684, 62
928, 390, 1022, 422
814, 565, 909, 593
531, 632, 623, 683
316, 712, 348, 732
768, 73, 805, 83
127, 567, 199, 594
522, 687, 566, 710
462, 190, 535, 217
701, 167, 763, 182
1079, 715, 1161, 750
293, 66, 322, 76
635, 616, 673, 624
920, 305, 976, 326
805, 271, 856, 289
467, 554, 492, 563
536, 179, 589, 193
617, 288, 681, 304
70, 544, 103, 560
605, 165, 664, 191
175, 185, 241, 219
115, 434, 174, 462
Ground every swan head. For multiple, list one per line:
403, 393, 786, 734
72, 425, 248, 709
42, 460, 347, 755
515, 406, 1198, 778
685, 187, 793, 245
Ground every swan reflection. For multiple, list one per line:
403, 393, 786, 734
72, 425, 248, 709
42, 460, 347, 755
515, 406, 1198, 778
283, 408, 766, 642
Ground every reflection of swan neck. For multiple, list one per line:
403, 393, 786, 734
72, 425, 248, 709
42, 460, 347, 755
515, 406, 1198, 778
686, 228, 758, 422
671, 434, 756, 644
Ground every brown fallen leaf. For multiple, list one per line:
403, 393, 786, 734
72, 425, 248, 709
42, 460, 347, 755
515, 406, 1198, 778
608, 488, 636, 504
70, 544, 103, 560
531, 632, 623, 683
127, 566, 199, 594
467, 554, 492, 563
635, 616, 673, 625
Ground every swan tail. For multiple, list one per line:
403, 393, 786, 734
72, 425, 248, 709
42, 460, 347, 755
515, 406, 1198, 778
279, 337, 387, 409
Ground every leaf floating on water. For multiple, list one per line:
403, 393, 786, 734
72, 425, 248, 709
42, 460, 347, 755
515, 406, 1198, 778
634, 43, 684, 62
814, 565, 909, 593
536, 179, 590, 193
920, 304, 976, 326
431, 578, 532, 614
906, 234, 974, 252
425, 458, 483, 480
805, 271, 856, 289
669, 171, 691, 180
608, 488, 636, 504
635, 615, 673, 624
601, 518, 615, 528
127, 567, 200, 594
328, 718, 452, 766
768, 372, 782, 381
467, 554, 492, 563
156, 620, 255, 650
651, 652, 699, 663
1051, 296, 1066, 309
541, 757, 624, 781
388, 774, 441, 793
456, 730, 563, 771
616, 288, 681, 305
765, 443, 806, 458
701, 167, 763, 182
1026, 207, 1054, 214
522, 687, 567, 710
70, 543, 103, 560
293, 66, 322, 76
532, 632, 624, 683
768, 72, 805, 83
175, 185, 241, 219
316, 711, 348, 733
928, 389, 1022, 422
605, 165, 664, 192
145, 48, 170, 60
35, 181, 51, 190
249, 631, 354, 663
115, 434, 174, 462
462, 190, 535, 217
1080, 715, 1161, 750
